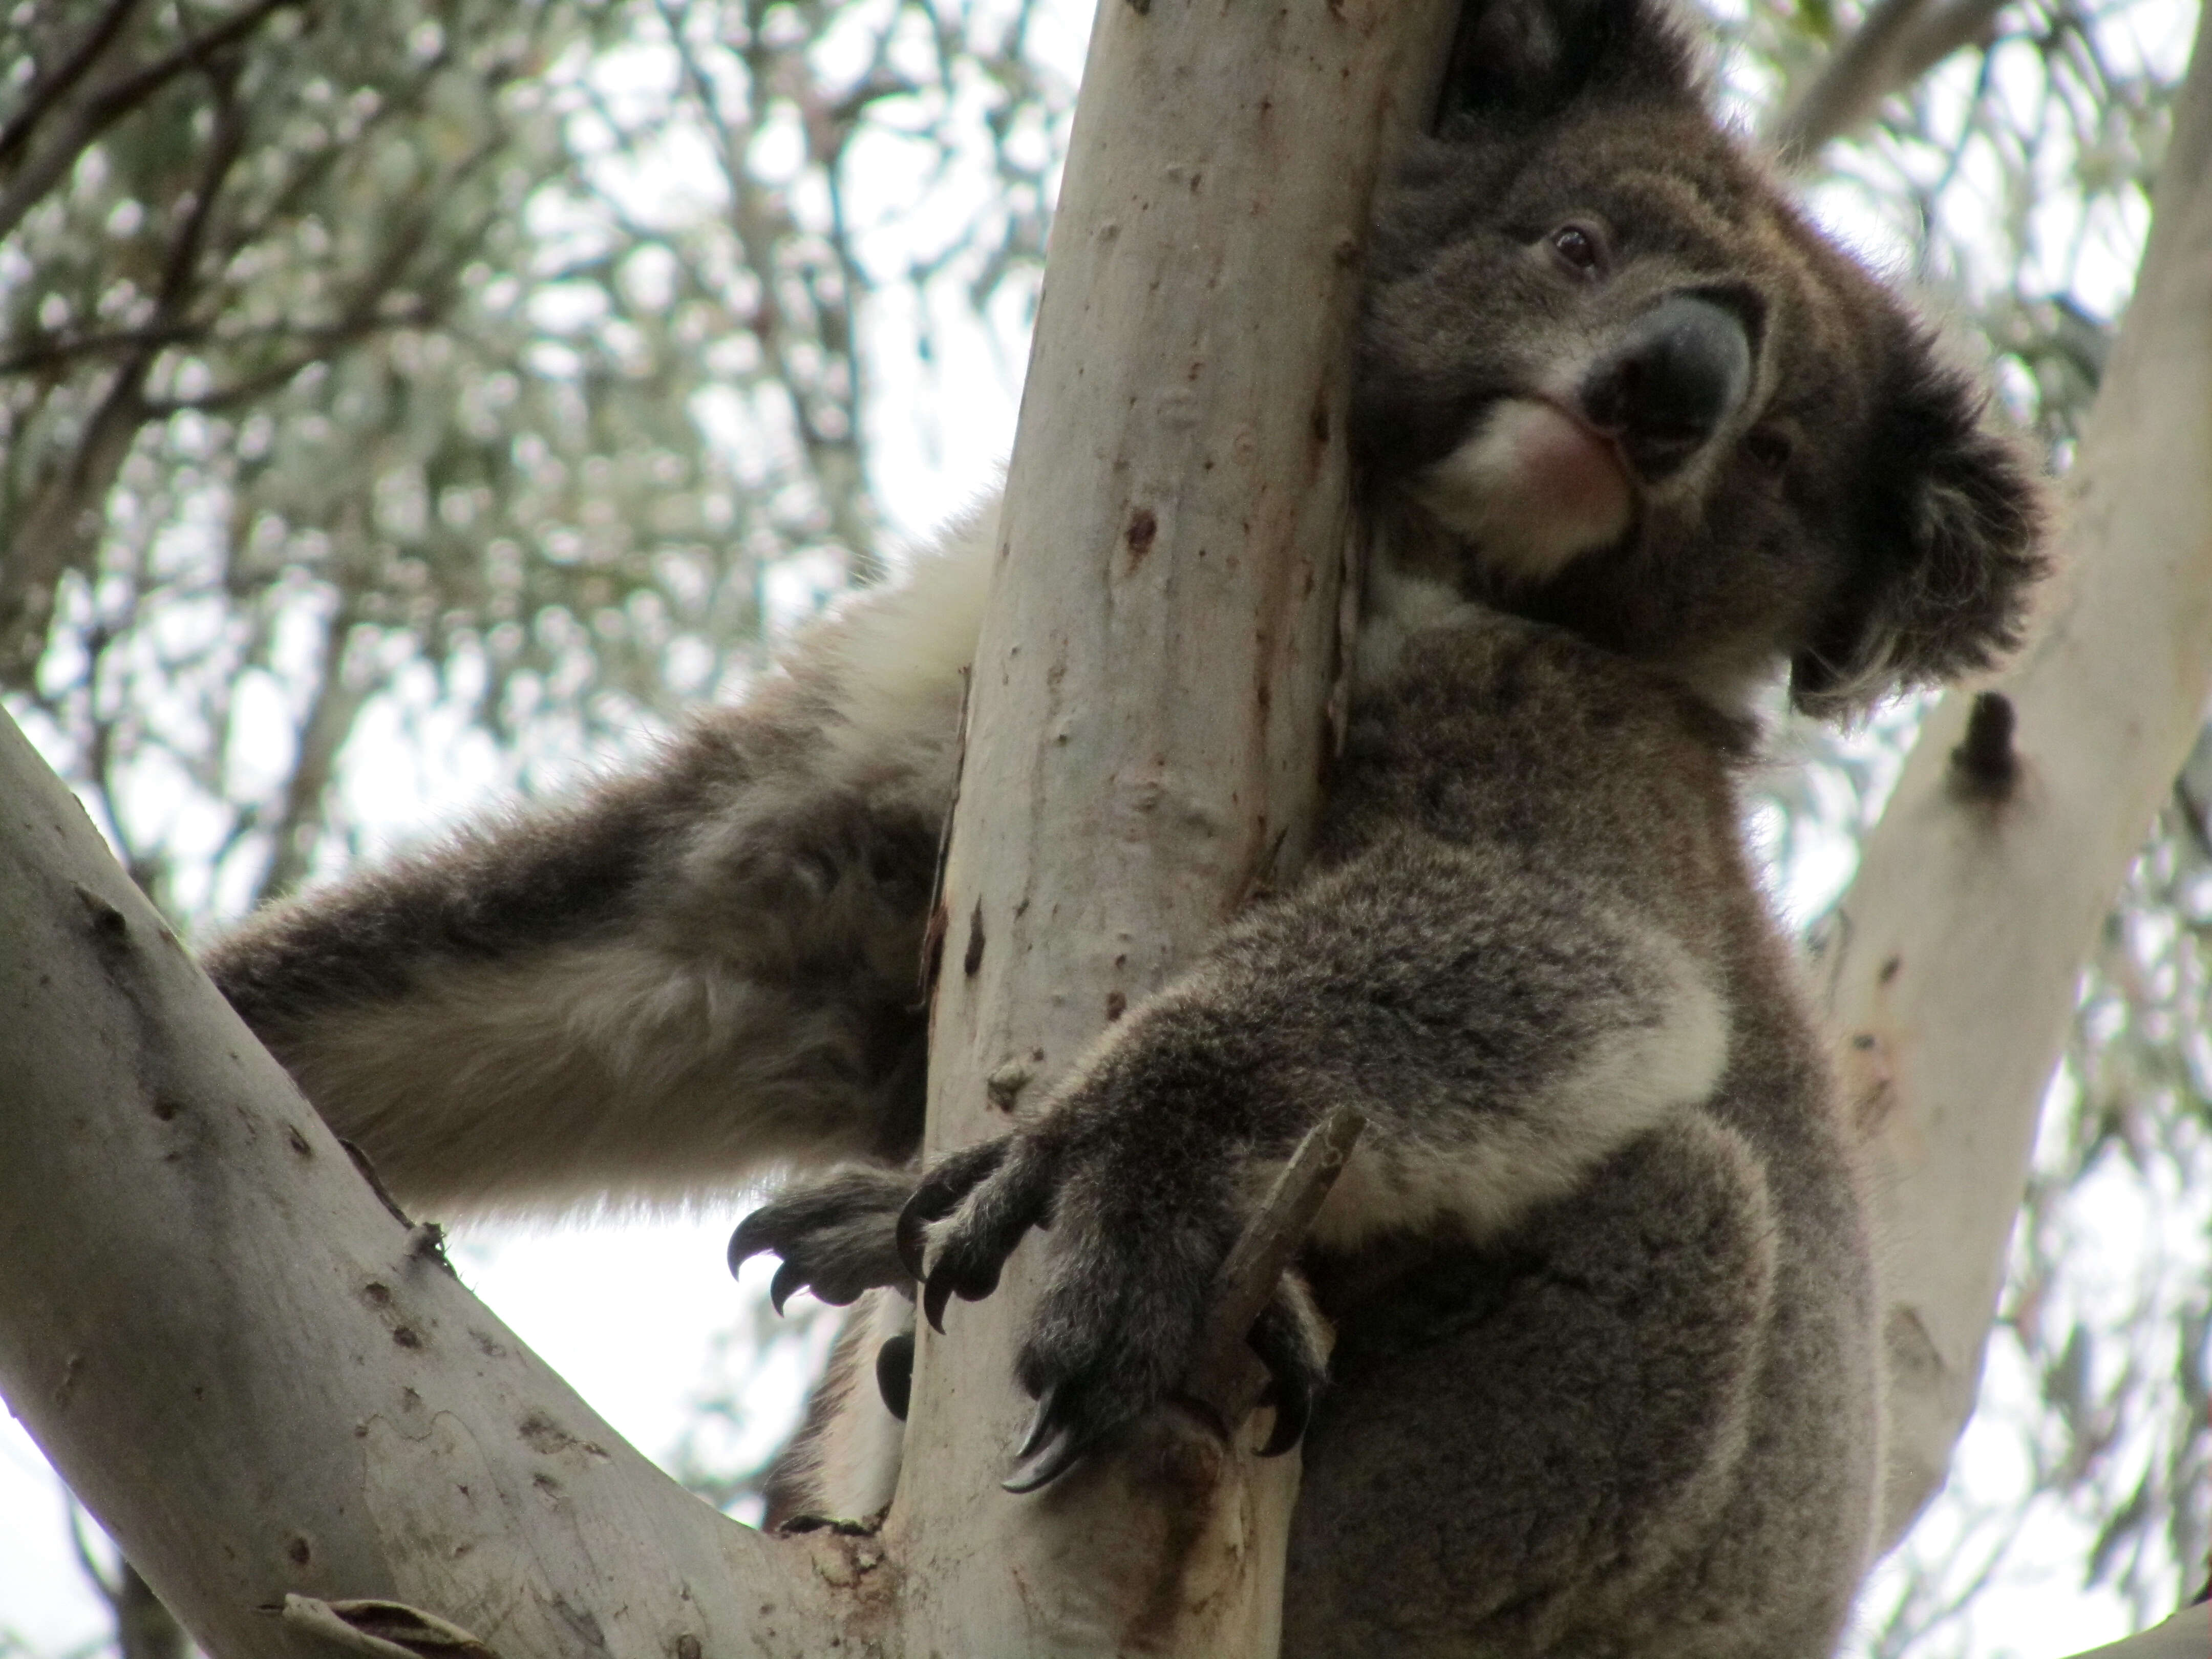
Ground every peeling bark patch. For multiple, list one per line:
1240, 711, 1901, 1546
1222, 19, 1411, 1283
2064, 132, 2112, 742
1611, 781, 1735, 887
286, 1125, 312, 1157
549, 1597, 607, 1653
519, 1410, 608, 1460
1125, 506, 1158, 569
1106, 990, 1128, 1022
963, 901, 986, 976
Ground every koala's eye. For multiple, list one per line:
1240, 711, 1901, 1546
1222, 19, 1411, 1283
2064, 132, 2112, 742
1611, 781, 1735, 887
1744, 427, 1795, 473
1547, 223, 1606, 277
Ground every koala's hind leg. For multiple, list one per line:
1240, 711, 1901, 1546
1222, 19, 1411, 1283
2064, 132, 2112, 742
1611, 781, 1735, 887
1286, 1112, 1794, 1659
758, 1287, 917, 1527
734, 1165, 921, 1524
203, 529, 993, 1216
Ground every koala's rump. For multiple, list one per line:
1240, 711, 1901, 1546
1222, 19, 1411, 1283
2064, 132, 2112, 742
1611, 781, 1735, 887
1283, 1109, 1872, 1658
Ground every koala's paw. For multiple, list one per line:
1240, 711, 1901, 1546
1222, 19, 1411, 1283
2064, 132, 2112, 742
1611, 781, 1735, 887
896, 1131, 1329, 1492
729, 1164, 916, 1313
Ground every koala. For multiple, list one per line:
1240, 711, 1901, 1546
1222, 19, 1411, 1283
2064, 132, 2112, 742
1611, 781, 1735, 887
203, 0, 2045, 1652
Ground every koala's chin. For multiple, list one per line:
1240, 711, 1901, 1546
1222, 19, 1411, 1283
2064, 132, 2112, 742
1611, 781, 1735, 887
1412, 397, 1635, 586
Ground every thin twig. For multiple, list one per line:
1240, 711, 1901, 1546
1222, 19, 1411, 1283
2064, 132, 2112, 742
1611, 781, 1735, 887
0, 0, 302, 245
0, 0, 147, 170
1184, 1105, 1366, 1421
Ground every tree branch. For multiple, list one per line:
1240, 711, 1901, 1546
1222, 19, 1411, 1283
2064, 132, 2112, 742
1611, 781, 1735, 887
1767, 0, 2018, 166
0, 0, 147, 171
2064, 1607, 2209, 1659
0, 706, 856, 1655
1823, 0, 2212, 1546
0, 55, 250, 688
0, 0, 302, 245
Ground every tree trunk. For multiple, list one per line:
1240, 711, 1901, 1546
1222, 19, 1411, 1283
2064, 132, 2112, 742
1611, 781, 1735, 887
1822, 0, 2212, 1547
883, 0, 1455, 1648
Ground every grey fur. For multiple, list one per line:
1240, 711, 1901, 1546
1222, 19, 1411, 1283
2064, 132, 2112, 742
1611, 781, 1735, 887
202, 0, 2046, 1650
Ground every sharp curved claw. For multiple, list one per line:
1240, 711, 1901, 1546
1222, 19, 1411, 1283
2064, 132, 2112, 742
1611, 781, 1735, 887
922, 1269, 955, 1334
770, 1258, 806, 1317
1002, 1421, 1086, 1494
1257, 1374, 1312, 1458
727, 1211, 777, 1278
1012, 1384, 1065, 1461
875, 1333, 916, 1422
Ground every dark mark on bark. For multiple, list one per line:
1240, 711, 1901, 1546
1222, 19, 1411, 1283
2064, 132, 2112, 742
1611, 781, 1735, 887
75, 884, 126, 943
1948, 690, 2018, 801
963, 900, 986, 976
1125, 506, 1159, 569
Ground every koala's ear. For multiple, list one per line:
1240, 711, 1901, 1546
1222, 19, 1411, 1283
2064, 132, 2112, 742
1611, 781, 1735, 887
1438, 0, 1701, 124
1789, 356, 2048, 718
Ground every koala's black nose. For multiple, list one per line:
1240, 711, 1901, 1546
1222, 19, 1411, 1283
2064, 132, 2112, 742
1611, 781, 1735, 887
1579, 295, 1753, 481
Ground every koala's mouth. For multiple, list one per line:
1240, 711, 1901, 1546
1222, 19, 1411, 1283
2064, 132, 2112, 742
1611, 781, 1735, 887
1410, 397, 1635, 586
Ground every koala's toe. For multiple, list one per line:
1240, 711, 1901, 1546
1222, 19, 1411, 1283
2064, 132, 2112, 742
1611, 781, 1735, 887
897, 1138, 1012, 1278
911, 1136, 1061, 1332
729, 1164, 916, 1312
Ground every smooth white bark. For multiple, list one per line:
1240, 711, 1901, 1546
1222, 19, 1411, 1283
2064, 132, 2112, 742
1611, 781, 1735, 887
885, 0, 1457, 1651
1822, 0, 2212, 1546
0, 711, 866, 1657
2066, 1607, 2208, 1659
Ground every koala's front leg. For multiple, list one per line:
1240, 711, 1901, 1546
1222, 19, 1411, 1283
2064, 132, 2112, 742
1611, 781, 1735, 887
900, 1126, 1332, 1491
902, 826, 1731, 1490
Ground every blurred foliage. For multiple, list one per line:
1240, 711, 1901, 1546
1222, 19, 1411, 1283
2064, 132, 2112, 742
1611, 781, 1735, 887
1, 0, 2207, 1655
0, 0, 1066, 923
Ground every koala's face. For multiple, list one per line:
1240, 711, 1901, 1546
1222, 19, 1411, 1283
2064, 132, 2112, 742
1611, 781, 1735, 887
1354, 0, 2045, 714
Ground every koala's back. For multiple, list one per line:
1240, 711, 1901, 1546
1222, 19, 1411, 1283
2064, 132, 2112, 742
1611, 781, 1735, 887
1285, 613, 1880, 1656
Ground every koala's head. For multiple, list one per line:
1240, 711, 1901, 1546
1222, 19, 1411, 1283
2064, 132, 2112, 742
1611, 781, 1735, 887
1354, 0, 2046, 716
